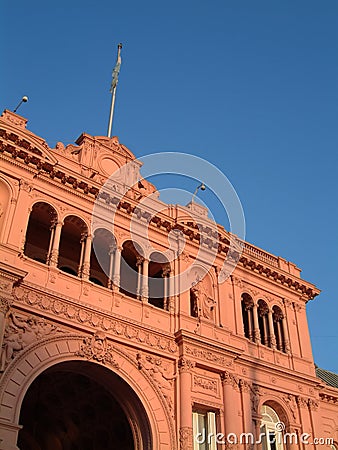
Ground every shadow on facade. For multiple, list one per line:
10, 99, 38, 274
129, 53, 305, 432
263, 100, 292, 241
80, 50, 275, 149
17, 360, 152, 450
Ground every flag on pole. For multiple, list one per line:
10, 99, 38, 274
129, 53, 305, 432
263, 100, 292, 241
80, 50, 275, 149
110, 43, 122, 92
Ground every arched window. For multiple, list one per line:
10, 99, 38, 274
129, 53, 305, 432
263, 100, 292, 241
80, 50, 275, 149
120, 240, 143, 299
258, 300, 269, 346
58, 216, 88, 276
148, 252, 170, 310
24, 202, 57, 263
90, 228, 116, 288
273, 306, 285, 352
260, 405, 284, 450
241, 293, 254, 341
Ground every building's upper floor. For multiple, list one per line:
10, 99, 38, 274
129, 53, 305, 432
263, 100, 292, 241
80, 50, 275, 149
0, 109, 320, 378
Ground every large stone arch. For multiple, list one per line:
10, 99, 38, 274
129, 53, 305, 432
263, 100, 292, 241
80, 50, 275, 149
0, 333, 176, 450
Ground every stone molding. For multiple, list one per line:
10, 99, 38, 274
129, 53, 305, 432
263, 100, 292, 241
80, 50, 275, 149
13, 286, 178, 355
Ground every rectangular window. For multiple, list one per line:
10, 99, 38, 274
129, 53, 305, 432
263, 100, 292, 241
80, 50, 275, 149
193, 411, 217, 450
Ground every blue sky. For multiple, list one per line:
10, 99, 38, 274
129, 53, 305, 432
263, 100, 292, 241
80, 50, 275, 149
2, 0, 338, 372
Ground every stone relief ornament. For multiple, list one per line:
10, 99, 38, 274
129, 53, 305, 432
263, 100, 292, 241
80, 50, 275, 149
178, 357, 195, 373
250, 384, 264, 414
282, 394, 297, 420
179, 427, 193, 450
296, 396, 308, 409
0, 296, 13, 314
0, 312, 61, 372
308, 399, 319, 411
190, 279, 215, 320
221, 371, 239, 389
76, 331, 119, 368
137, 352, 176, 412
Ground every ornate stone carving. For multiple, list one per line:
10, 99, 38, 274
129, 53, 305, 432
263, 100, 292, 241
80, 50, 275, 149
250, 384, 263, 414
76, 331, 118, 367
0, 312, 61, 372
296, 396, 308, 408
178, 357, 195, 373
231, 276, 243, 288
190, 278, 215, 320
19, 179, 33, 192
185, 346, 233, 367
221, 371, 238, 389
282, 394, 297, 420
239, 379, 251, 393
14, 286, 178, 354
179, 427, 193, 450
0, 296, 12, 314
193, 375, 218, 395
308, 399, 319, 411
137, 352, 176, 411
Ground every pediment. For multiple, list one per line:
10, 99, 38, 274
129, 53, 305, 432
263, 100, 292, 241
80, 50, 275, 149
0, 110, 58, 165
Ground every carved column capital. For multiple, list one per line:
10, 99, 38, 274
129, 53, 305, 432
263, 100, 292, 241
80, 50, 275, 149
221, 370, 238, 389
296, 396, 308, 408
308, 399, 319, 411
178, 357, 195, 373
179, 426, 193, 450
0, 296, 13, 315
239, 378, 251, 393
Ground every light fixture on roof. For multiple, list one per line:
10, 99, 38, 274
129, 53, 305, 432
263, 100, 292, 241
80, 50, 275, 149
191, 182, 206, 203
13, 96, 28, 113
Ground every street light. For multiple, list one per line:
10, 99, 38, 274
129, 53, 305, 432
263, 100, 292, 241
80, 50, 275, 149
191, 182, 206, 203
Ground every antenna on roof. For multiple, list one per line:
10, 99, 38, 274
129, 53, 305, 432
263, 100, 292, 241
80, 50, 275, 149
13, 96, 28, 113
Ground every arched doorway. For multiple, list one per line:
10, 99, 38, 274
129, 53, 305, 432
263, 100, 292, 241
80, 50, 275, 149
17, 360, 152, 450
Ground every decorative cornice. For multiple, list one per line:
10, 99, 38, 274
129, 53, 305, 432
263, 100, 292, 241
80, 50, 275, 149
13, 285, 178, 355
0, 124, 319, 298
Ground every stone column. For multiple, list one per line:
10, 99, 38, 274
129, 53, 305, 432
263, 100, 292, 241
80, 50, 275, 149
107, 245, 116, 289
230, 276, 244, 336
112, 246, 122, 291
141, 258, 149, 302
283, 299, 300, 357
294, 302, 313, 360
221, 371, 241, 437
267, 310, 276, 349
252, 304, 260, 343
81, 234, 92, 280
239, 379, 254, 447
136, 256, 144, 299
162, 267, 170, 310
308, 399, 320, 450
281, 317, 291, 354
178, 357, 195, 450
297, 397, 315, 450
48, 221, 63, 267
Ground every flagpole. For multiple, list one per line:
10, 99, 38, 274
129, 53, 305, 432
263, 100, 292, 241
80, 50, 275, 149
107, 43, 122, 138
107, 86, 117, 138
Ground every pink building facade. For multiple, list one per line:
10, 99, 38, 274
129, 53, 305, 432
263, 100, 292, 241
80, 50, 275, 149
0, 109, 337, 450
